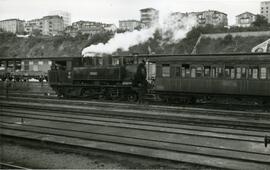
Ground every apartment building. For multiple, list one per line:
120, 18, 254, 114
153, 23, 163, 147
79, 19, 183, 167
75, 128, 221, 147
196, 10, 228, 27
169, 10, 228, 27
261, 1, 270, 23
24, 15, 64, 36
140, 8, 159, 28
49, 10, 71, 27
0, 19, 24, 34
24, 19, 41, 33
65, 21, 111, 37
236, 12, 256, 27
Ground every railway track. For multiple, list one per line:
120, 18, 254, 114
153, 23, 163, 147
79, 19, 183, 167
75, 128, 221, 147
0, 162, 31, 169
1, 96, 270, 169
1, 95, 270, 129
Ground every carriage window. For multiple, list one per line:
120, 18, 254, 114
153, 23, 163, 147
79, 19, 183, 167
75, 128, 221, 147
253, 68, 258, 79
268, 68, 270, 79
156, 66, 162, 77
231, 68, 235, 79
225, 67, 230, 78
242, 67, 246, 78
218, 67, 223, 78
181, 64, 190, 78
212, 67, 222, 78
260, 67, 267, 79
191, 68, 196, 78
196, 66, 203, 78
249, 67, 258, 79
0, 61, 5, 70
175, 67, 181, 77
204, 66, 211, 77
236, 67, 241, 79
225, 66, 235, 79
212, 67, 216, 78
162, 64, 170, 77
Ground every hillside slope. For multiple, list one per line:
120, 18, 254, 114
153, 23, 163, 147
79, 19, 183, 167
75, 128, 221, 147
195, 31, 270, 54
0, 32, 112, 59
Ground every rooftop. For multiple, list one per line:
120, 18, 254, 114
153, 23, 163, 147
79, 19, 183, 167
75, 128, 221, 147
140, 8, 158, 12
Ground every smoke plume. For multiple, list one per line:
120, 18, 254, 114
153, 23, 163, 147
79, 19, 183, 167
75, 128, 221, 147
82, 13, 197, 56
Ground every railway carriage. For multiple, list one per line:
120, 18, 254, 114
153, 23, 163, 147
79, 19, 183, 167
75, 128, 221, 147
0, 58, 52, 81
149, 53, 270, 103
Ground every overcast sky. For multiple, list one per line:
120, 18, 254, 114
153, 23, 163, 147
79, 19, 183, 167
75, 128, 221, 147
0, 0, 264, 26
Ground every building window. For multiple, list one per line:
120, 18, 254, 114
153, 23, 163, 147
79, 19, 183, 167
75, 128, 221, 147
162, 64, 170, 77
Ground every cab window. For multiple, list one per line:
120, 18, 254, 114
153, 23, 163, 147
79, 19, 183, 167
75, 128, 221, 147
112, 58, 120, 66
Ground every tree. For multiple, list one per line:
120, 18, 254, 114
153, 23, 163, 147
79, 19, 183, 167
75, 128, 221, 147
252, 15, 269, 27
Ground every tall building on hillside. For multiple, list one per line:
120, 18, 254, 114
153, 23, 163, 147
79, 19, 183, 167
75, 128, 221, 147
261, 1, 270, 23
41, 15, 64, 35
236, 12, 256, 27
0, 19, 24, 33
24, 15, 64, 36
140, 8, 159, 28
49, 10, 71, 27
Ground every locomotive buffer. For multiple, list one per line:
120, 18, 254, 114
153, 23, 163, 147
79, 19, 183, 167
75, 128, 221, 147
265, 136, 270, 147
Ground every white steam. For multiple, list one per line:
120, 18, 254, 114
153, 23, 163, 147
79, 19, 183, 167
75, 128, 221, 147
82, 13, 197, 56
162, 13, 197, 43
82, 28, 156, 56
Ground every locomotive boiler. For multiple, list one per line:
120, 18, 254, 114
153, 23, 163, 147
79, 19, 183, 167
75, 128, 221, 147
48, 55, 148, 101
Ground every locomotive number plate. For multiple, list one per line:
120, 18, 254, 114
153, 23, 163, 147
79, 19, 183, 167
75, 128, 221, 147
90, 72, 98, 76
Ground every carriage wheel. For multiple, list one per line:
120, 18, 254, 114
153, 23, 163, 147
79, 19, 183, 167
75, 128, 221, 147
127, 93, 138, 102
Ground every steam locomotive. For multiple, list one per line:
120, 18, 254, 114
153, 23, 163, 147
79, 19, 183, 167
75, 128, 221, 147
48, 53, 270, 104
48, 55, 148, 101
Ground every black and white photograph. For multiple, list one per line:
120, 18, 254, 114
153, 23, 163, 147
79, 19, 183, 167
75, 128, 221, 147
0, 0, 270, 169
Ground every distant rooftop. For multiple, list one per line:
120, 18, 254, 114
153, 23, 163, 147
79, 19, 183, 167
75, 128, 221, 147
0, 18, 24, 22
236, 12, 256, 17
140, 8, 158, 12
